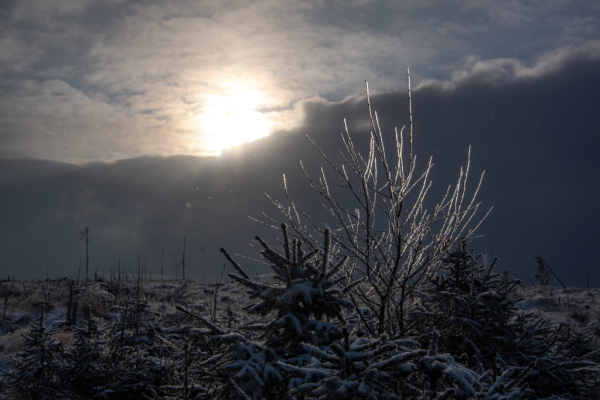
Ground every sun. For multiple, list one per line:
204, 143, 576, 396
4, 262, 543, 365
196, 90, 272, 154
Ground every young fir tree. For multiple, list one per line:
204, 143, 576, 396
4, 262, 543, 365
414, 329, 483, 399
200, 225, 362, 399
411, 241, 600, 399
223, 226, 360, 351
98, 298, 168, 397
219, 299, 242, 330
411, 240, 521, 369
58, 306, 106, 396
277, 329, 426, 399
2, 306, 68, 399
502, 317, 599, 399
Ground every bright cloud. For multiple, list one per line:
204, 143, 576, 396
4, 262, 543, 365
0, 0, 598, 163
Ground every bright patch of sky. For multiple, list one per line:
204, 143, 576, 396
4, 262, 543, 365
0, 0, 598, 163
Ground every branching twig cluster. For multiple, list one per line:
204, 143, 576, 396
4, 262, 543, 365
261, 69, 489, 336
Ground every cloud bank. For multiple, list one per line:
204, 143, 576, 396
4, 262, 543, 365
1, 53, 598, 286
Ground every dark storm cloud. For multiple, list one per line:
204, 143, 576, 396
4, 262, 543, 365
0, 154, 288, 280
1, 52, 599, 285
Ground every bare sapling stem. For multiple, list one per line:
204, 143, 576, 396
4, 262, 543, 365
263, 69, 487, 335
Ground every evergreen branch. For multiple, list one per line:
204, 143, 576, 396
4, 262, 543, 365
325, 255, 349, 279
220, 248, 250, 280
228, 273, 270, 292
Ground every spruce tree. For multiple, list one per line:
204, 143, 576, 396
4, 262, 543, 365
411, 240, 521, 369
58, 306, 106, 395
98, 298, 168, 397
2, 306, 67, 399
411, 241, 600, 399
278, 329, 426, 399
222, 226, 359, 352
200, 225, 361, 399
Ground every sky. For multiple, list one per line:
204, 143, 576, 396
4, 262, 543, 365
0, 0, 599, 285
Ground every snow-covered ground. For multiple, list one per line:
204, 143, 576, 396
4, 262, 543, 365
0, 278, 252, 368
514, 286, 600, 326
1, 279, 598, 368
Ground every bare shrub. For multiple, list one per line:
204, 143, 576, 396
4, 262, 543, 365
264, 72, 487, 335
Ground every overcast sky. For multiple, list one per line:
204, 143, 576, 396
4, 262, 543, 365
1, 0, 599, 285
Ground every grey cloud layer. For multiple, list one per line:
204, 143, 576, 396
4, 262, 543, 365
1, 0, 598, 162
1, 54, 598, 285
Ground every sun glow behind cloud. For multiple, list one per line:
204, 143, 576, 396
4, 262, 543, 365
1, 0, 597, 164
195, 89, 273, 154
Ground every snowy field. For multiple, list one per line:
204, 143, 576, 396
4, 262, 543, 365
0, 277, 257, 368
1, 278, 598, 367
514, 285, 600, 328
